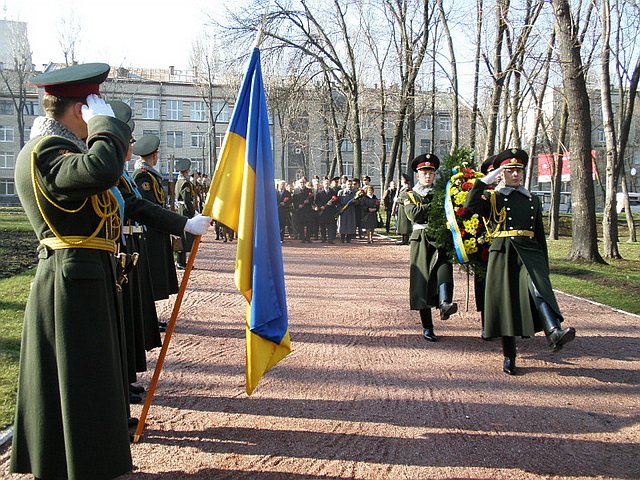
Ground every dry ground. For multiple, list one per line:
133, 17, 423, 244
2, 233, 639, 479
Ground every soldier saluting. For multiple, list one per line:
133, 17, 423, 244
11, 63, 134, 479
465, 148, 576, 375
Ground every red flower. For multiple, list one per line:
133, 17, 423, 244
331, 196, 338, 202
455, 207, 466, 217
460, 229, 466, 236
461, 181, 474, 191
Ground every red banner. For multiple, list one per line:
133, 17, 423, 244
537, 151, 598, 183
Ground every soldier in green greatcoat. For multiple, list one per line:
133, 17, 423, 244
400, 154, 458, 342
10, 63, 133, 480
465, 148, 576, 375
174, 158, 196, 269
132, 135, 179, 301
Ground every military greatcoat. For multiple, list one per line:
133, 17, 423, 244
11, 116, 133, 480
395, 185, 413, 236
401, 185, 453, 310
465, 181, 563, 338
175, 174, 196, 252
132, 164, 179, 300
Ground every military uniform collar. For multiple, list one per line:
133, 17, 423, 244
496, 181, 531, 198
30, 116, 87, 153
413, 183, 433, 196
134, 159, 162, 177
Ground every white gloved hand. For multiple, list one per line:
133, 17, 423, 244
480, 165, 504, 185
184, 214, 212, 235
81, 94, 115, 123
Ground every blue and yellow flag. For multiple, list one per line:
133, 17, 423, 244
203, 48, 290, 395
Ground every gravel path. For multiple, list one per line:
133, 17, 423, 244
2, 233, 639, 479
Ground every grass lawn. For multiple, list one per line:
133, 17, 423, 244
0, 271, 33, 429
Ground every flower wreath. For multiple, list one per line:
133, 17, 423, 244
444, 161, 491, 268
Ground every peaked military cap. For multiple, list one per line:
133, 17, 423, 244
411, 153, 440, 172
480, 155, 496, 175
31, 62, 110, 97
494, 148, 528, 169
132, 135, 160, 157
174, 158, 191, 172
107, 100, 135, 132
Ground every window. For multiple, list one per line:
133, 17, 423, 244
191, 101, 207, 121
0, 100, 13, 115
0, 178, 15, 195
342, 159, 354, 177
191, 132, 205, 148
0, 152, 14, 168
420, 139, 431, 154
419, 117, 432, 130
384, 138, 392, 153
23, 101, 39, 116
596, 129, 605, 144
142, 129, 159, 137
215, 133, 225, 148
0, 126, 14, 142
438, 114, 451, 132
167, 100, 182, 120
212, 101, 228, 122
141, 99, 160, 119
340, 140, 354, 152
439, 139, 451, 156
167, 131, 183, 148
125, 99, 135, 117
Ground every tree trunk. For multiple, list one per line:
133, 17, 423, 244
549, 103, 568, 240
552, 0, 604, 263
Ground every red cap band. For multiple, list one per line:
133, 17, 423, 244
43, 82, 100, 97
416, 161, 435, 170
499, 158, 524, 168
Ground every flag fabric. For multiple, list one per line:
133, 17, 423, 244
202, 48, 290, 395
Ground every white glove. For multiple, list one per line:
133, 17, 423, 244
481, 165, 504, 185
81, 94, 115, 123
184, 214, 212, 235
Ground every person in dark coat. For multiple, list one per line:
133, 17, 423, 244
465, 148, 576, 375
400, 153, 458, 342
337, 178, 359, 243
276, 180, 293, 241
174, 158, 196, 269
394, 173, 412, 245
292, 177, 315, 243
132, 135, 179, 300
10, 63, 134, 480
314, 177, 339, 243
360, 185, 380, 243
382, 180, 397, 233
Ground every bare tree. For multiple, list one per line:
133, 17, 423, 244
551, 0, 603, 263
57, 12, 81, 66
0, 21, 32, 150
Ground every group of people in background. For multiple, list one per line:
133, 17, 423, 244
276, 174, 382, 245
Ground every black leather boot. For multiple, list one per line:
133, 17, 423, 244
438, 283, 458, 320
420, 309, 437, 342
539, 302, 575, 352
502, 336, 517, 375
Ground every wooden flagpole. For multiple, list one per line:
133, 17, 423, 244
132, 233, 203, 443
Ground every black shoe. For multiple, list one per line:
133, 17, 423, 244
440, 302, 458, 320
422, 328, 438, 342
175, 262, 185, 270
129, 393, 143, 404
481, 334, 495, 341
128, 416, 139, 427
503, 356, 517, 375
547, 327, 576, 352
158, 321, 167, 332
129, 384, 145, 394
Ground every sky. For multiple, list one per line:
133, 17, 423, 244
2, 0, 229, 71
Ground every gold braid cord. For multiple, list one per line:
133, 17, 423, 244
405, 191, 419, 205
150, 174, 165, 204
31, 143, 121, 247
482, 190, 506, 240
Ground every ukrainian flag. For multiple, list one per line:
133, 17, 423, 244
202, 48, 290, 395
